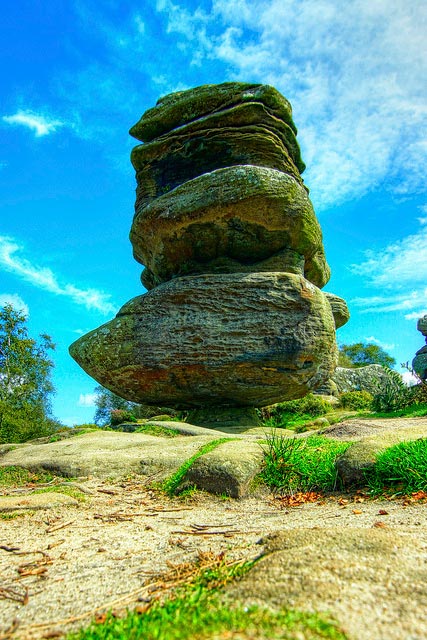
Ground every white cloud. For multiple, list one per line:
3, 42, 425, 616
364, 336, 395, 351
352, 288, 427, 317
155, 0, 427, 209
78, 393, 97, 407
2, 110, 64, 137
401, 370, 419, 386
405, 309, 427, 321
350, 216, 427, 318
0, 236, 117, 316
0, 293, 29, 316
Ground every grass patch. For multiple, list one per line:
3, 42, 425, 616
1, 510, 36, 520
33, 485, 86, 501
68, 554, 347, 640
260, 434, 351, 493
0, 466, 54, 487
367, 438, 427, 495
135, 424, 181, 438
367, 403, 427, 419
161, 438, 231, 496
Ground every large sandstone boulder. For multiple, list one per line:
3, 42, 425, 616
130, 166, 329, 289
70, 82, 349, 425
69, 273, 337, 408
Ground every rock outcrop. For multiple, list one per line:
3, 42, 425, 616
412, 315, 427, 381
332, 364, 390, 395
70, 82, 349, 422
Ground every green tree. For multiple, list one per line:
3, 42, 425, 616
93, 385, 178, 425
338, 342, 396, 369
0, 304, 57, 443
93, 385, 134, 425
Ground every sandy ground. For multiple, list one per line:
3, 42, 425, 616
1, 477, 426, 639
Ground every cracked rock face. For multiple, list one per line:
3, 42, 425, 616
70, 82, 349, 416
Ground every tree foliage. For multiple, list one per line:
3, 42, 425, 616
338, 342, 396, 369
93, 385, 179, 425
0, 304, 57, 443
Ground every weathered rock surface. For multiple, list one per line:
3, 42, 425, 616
413, 315, 427, 380
417, 315, 427, 336
129, 82, 298, 143
130, 165, 329, 288
332, 364, 390, 394
324, 292, 350, 329
69, 272, 337, 407
69, 82, 349, 422
0, 431, 226, 480
181, 440, 264, 498
333, 420, 427, 485
132, 107, 304, 210
227, 528, 427, 640
0, 492, 79, 512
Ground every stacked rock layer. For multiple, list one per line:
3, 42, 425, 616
412, 316, 427, 381
70, 82, 349, 411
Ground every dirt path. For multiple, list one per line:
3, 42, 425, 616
1, 478, 426, 639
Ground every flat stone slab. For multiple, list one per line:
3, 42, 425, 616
0, 492, 79, 512
181, 440, 265, 498
0, 431, 223, 480
226, 527, 427, 640
328, 418, 427, 485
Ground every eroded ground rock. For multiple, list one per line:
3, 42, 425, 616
227, 528, 427, 640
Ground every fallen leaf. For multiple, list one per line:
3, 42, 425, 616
94, 613, 108, 624
135, 604, 150, 614
373, 521, 387, 528
353, 509, 362, 515
378, 509, 389, 515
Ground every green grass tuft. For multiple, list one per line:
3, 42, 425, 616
135, 424, 181, 438
260, 434, 351, 493
161, 438, 231, 496
33, 485, 86, 501
367, 438, 427, 495
68, 558, 347, 640
0, 466, 54, 486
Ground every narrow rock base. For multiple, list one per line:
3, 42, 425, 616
187, 407, 261, 431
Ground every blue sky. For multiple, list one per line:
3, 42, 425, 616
1, 0, 426, 425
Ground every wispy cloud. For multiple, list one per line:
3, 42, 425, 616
350, 215, 427, 319
350, 217, 427, 288
0, 293, 29, 316
78, 393, 97, 407
364, 336, 395, 351
352, 288, 427, 319
155, 0, 427, 209
0, 236, 117, 315
2, 110, 64, 137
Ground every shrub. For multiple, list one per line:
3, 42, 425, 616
261, 394, 330, 426
372, 368, 411, 412
339, 390, 373, 410
110, 409, 137, 426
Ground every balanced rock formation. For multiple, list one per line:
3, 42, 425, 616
70, 82, 349, 421
412, 315, 427, 381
